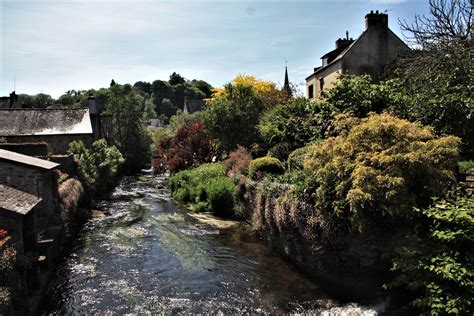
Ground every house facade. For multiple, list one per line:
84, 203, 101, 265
306, 11, 409, 99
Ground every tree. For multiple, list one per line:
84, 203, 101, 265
322, 74, 400, 117
159, 98, 178, 121
191, 79, 213, 98
389, 0, 473, 158
399, 0, 472, 49
169, 72, 186, 85
133, 81, 151, 94
106, 85, 153, 172
202, 83, 264, 153
209, 75, 287, 109
259, 97, 327, 160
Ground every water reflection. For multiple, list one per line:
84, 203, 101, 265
41, 175, 379, 315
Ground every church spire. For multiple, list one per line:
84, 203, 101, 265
283, 61, 292, 98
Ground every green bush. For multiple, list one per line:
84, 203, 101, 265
169, 163, 237, 217
459, 161, 474, 174
388, 197, 474, 315
248, 157, 284, 179
205, 177, 236, 217
303, 113, 460, 230
68, 139, 124, 196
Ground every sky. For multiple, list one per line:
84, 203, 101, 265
1, 0, 429, 98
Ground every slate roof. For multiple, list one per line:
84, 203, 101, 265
0, 184, 42, 215
183, 100, 204, 114
0, 149, 60, 170
0, 108, 93, 136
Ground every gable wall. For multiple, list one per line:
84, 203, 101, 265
5, 134, 93, 155
0, 161, 59, 233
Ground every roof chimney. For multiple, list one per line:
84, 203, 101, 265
365, 11, 388, 31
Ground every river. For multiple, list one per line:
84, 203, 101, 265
40, 174, 383, 314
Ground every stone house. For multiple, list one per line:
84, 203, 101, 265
0, 184, 41, 255
306, 11, 409, 99
0, 149, 60, 234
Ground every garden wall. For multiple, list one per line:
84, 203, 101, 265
241, 182, 411, 300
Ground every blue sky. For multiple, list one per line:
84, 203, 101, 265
1, 0, 428, 98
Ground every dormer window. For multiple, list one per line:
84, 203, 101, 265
322, 57, 328, 66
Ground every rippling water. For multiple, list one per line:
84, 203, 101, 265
40, 174, 382, 315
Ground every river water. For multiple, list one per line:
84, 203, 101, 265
41, 174, 382, 315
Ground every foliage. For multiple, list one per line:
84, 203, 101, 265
169, 163, 236, 217
388, 0, 474, 159
321, 74, 401, 117
249, 157, 284, 180
259, 97, 329, 159
458, 161, 474, 174
388, 196, 474, 315
68, 139, 124, 195
90, 139, 125, 190
223, 146, 253, 177
303, 113, 460, 230
18, 93, 54, 108
153, 115, 214, 174
150, 74, 212, 120
106, 84, 153, 172
68, 140, 96, 190
287, 145, 315, 172
209, 75, 287, 109
202, 83, 264, 153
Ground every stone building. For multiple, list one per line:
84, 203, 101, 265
306, 11, 409, 99
0, 108, 94, 154
0, 184, 41, 255
0, 149, 60, 234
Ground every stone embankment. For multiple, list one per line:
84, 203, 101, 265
240, 180, 410, 301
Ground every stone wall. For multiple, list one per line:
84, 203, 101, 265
0, 161, 59, 233
0, 143, 48, 156
5, 134, 93, 155
241, 182, 410, 300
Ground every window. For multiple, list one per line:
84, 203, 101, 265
319, 77, 325, 92
308, 84, 314, 99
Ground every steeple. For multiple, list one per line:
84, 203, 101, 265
283, 62, 292, 98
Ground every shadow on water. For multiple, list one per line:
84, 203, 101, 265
39, 174, 383, 315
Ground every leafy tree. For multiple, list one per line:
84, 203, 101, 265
303, 113, 460, 231
202, 83, 264, 153
18, 93, 54, 108
68, 140, 124, 195
159, 98, 178, 121
389, 0, 473, 158
155, 116, 214, 174
133, 81, 152, 94
389, 196, 474, 315
322, 74, 400, 117
106, 84, 153, 172
169, 72, 186, 85
259, 97, 329, 160
209, 75, 287, 109
191, 79, 213, 98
